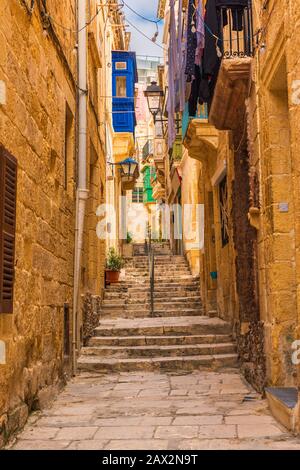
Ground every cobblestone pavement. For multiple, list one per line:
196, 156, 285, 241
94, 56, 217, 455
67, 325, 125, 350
8, 370, 300, 450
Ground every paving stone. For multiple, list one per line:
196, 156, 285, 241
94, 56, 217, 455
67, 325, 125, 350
225, 414, 275, 425
176, 406, 217, 415
140, 417, 173, 426
94, 426, 155, 440
198, 424, 237, 439
237, 424, 284, 439
18, 427, 59, 440
170, 390, 189, 396
67, 440, 109, 450
50, 404, 99, 416
54, 427, 98, 440
93, 417, 142, 426
155, 426, 198, 439
13, 440, 70, 450
38, 415, 93, 427
106, 440, 169, 450
173, 415, 223, 425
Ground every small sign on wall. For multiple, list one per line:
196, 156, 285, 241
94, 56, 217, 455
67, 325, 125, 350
278, 202, 289, 213
0, 80, 6, 105
292, 80, 300, 105
0, 341, 6, 365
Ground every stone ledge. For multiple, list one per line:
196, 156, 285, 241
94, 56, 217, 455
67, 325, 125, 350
184, 121, 219, 162
209, 57, 253, 131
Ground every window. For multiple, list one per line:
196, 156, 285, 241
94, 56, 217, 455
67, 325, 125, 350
115, 62, 127, 70
0, 145, 17, 314
116, 76, 127, 97
219, 176, 229, 247
132, 187, 143, 203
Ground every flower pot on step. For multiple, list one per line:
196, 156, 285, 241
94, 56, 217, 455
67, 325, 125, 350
105, 269, 120, 284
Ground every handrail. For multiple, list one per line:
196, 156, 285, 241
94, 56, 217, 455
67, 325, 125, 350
145, 227, 154, 317
149, 248, 155, 317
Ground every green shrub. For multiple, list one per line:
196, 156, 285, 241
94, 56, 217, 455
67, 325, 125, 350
126, 232, 133, 244
106, 248, 124, 272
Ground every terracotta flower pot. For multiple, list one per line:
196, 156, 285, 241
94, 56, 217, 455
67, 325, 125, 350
105, 269, 120, 284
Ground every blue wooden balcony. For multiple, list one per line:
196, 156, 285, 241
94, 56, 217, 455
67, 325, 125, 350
112, 51, 138, 134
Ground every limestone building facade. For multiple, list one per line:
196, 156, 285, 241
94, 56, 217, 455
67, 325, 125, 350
158, 0, 300, 431
0, 0, 126, 446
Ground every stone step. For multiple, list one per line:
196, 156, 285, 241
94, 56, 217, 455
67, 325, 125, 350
100, 309, 204, 319
81, 342, 236, 359
94, 316, 232, 337
126, 256, 188, 267
126, 279, 200, 286
89, 333, 232, 347
125, 297, 202, 306
125, 301, 202, 310
127, 286, 200, 293
104, 291, 200, 300
106, 278, 199, 287
77, 353, 238, 373
102, 302, 202, 312
125, 269, 191, 275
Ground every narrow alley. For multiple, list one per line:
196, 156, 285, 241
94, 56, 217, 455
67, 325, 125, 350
1, 0, 300, 454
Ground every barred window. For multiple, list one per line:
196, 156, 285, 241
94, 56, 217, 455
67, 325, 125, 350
132, 187, 143, 203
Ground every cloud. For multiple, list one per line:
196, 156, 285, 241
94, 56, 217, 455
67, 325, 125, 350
123, 0, 164, 57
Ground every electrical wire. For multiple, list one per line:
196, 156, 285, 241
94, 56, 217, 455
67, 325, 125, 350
122, 1, 162, 25
126, 18, 166, 50
47, 0, 123, 34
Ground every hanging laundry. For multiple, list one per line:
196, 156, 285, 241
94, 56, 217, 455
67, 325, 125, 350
167, 0, 177, 149
176, 0, 186, 113
184, 0, 197, 79
202, 0, 221, 77
195, 0, 205, 66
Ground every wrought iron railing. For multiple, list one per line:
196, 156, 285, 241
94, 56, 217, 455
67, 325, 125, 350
219, 3, 254, 58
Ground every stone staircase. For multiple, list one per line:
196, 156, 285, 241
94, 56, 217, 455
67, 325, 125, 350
78, 243, 237, 372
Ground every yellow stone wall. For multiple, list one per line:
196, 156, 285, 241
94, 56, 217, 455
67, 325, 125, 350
183, 0, 300, 393
0, 0, 109, 445
250, 0, 300, 387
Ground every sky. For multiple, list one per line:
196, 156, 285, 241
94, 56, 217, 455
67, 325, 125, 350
122, 0, 164, 58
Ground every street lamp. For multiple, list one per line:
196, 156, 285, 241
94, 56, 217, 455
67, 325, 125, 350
119, 157, 139, 181
144, 81, 164, 120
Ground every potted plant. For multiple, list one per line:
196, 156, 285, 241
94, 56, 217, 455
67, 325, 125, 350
105, 248, 124, 284
123, 232, 133, 258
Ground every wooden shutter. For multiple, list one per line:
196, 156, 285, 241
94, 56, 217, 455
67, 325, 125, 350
0, 145, 17, 314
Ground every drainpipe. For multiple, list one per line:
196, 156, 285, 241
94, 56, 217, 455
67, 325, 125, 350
72, 0, 89, 375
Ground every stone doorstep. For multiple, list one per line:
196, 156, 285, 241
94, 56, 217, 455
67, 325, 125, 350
89, 334, 233, 347
81, 342, 236, 359
266, 387, 300, 433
